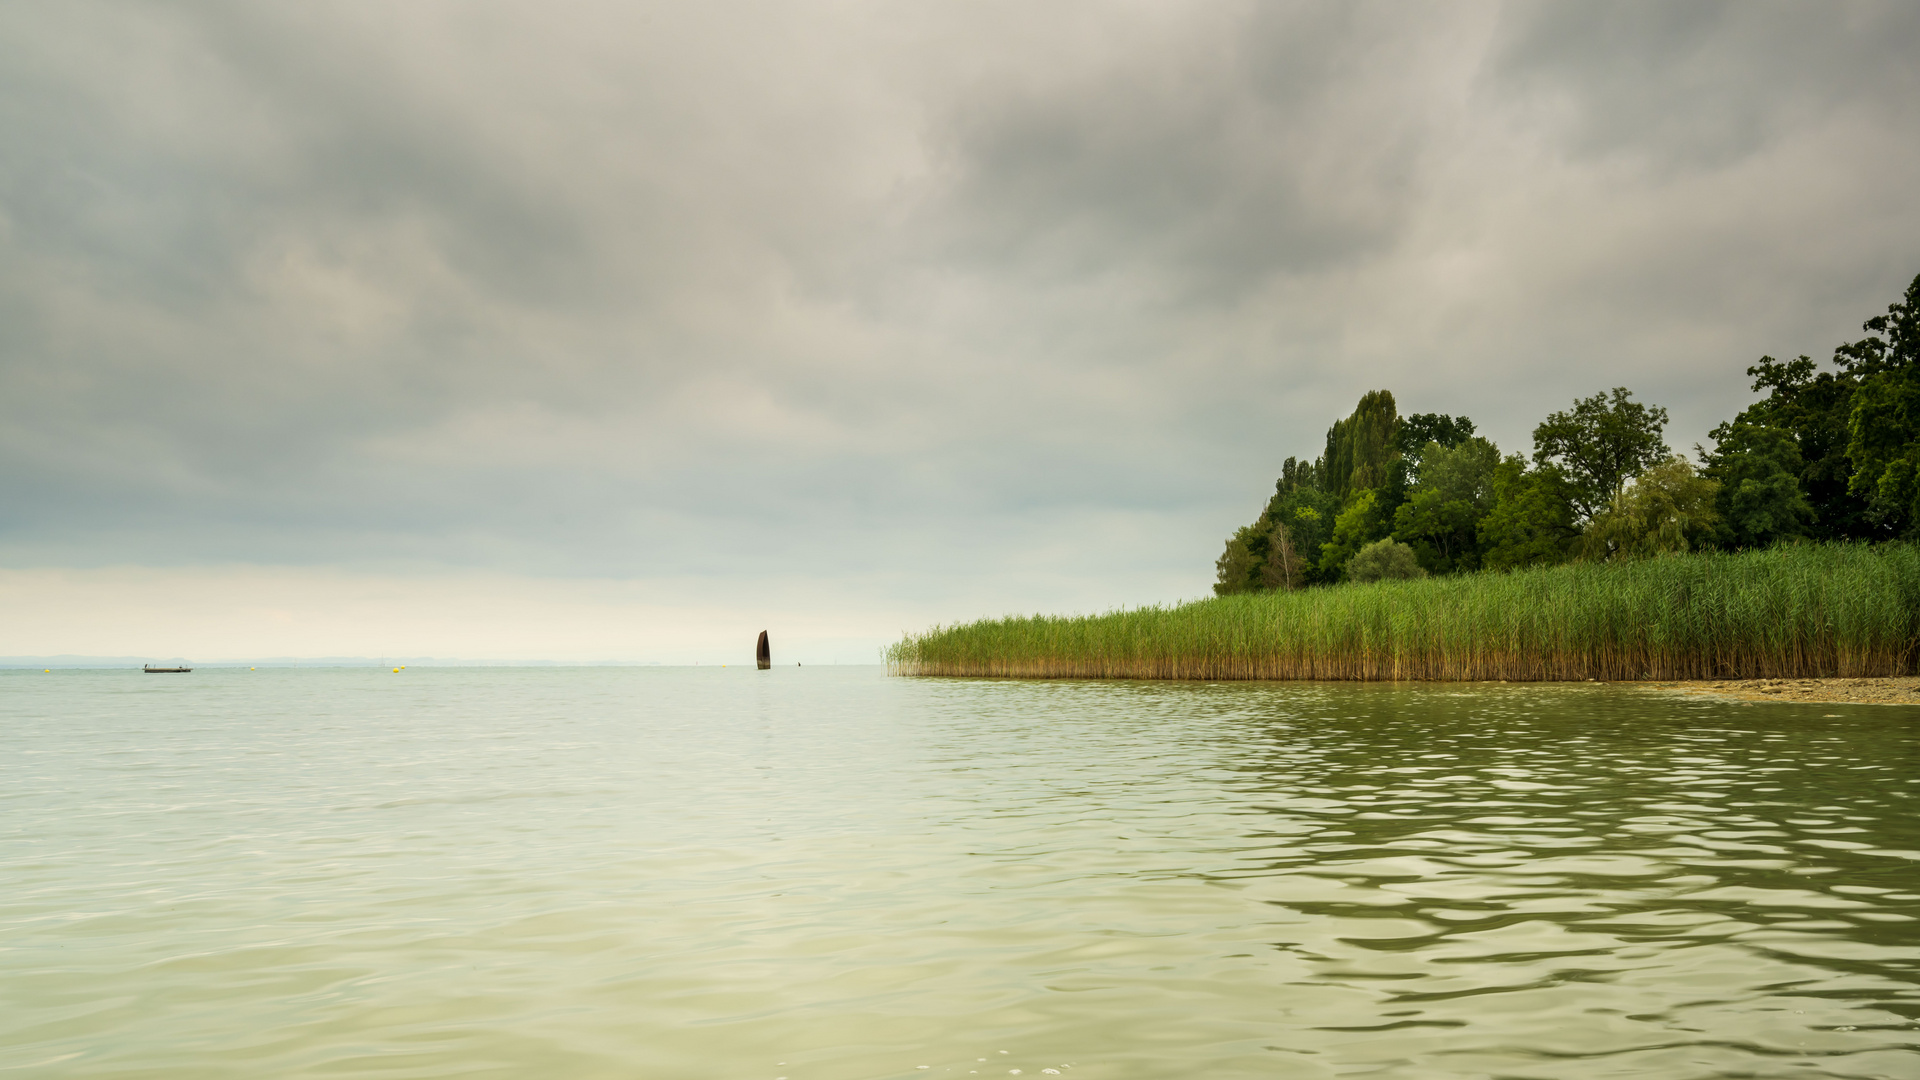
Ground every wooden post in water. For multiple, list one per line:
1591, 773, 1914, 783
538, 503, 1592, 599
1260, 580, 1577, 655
756, 630, 771, 670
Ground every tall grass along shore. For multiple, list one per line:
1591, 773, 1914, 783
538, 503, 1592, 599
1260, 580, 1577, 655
888, 543, 1920, 682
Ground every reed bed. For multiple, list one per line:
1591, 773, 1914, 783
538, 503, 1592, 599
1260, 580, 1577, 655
888, 543, 1920, 681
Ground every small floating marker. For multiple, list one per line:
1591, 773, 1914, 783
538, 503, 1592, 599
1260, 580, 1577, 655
393, 668, 400, 673
756, 630, 771, 670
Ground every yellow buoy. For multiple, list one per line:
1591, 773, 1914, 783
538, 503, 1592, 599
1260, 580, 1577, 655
393, 667, 400, 673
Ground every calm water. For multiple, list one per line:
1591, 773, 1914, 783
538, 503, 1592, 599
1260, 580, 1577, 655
3, 668, 1919, 1079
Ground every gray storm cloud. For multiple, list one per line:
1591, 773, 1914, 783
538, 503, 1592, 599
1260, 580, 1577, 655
2, 0, 1917, 611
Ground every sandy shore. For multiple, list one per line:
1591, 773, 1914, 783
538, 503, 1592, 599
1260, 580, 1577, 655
1642, 676, 1920, 706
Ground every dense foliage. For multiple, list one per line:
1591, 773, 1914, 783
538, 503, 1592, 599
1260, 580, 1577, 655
1215, 271, 1920, 595
891, 542, 1920, 681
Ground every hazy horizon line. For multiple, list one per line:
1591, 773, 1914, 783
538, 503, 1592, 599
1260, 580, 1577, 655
2, 656, 877, 669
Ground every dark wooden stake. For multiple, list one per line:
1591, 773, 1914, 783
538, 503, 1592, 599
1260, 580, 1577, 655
756, 630, 771, 670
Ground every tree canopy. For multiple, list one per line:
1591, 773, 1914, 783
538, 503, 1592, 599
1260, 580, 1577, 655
1213, 271, 1920, 597
1701, 422, 1811, 548
1531, 388, 1670, 522
1577, 456, 1720, 561
1321, 390, 1401, 500
1840, 274, 1920, 536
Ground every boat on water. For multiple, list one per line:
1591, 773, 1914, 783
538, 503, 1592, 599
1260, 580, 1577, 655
143, 665, 192, 674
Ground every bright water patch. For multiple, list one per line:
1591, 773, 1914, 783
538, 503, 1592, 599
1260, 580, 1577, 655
2, 667, 1917, 1078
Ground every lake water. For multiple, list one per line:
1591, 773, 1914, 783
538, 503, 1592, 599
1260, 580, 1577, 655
3, 667, 1919, 1078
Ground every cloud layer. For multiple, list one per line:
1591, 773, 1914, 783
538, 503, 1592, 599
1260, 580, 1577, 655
4, 1, 1918, 650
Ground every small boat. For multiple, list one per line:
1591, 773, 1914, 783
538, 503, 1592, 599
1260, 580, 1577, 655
143, 665, 192, 674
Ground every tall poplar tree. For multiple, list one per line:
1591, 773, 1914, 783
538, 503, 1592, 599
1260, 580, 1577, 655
1320, 391, 1401, 499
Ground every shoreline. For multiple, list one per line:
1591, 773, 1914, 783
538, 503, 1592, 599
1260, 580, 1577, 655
896, 672, 1920, 703
888, 543, 1920, 684
1641, 676, 1920, 706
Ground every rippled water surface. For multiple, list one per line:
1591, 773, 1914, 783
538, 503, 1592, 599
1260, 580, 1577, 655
4, 667, 1920, 1078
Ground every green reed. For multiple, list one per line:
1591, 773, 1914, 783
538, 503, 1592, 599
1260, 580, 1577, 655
887, 542, 1920, 681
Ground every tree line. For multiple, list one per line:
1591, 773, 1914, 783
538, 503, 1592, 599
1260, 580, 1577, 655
1214, 271, 1920, 594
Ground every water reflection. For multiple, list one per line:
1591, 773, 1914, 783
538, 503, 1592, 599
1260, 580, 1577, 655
1196, 685, 1920, 1074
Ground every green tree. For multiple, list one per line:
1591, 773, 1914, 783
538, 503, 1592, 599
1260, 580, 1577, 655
1399, 412, 1477, 453
1264, 463, 1342, 585
1478, 457, 1577, 570
1391, 437, 1501, 574
1577, 456, 1720, 561
1322, 390, 1402, 499
1213, 524, 1262, 596
1532, 388, 1670, 522
1397, 413, 1476, 476
1258, 520, 1309, 591
1315, 489, 1393, 580
1345, 538, 1427, 583
1212, 457, 1340, 595
1732, 355, 1873, 540
1275, 497, 1341, 585
1700, 421, 1812, 548
1276, 455, 1322, 493
1212, 390, 1410, 593
1842, 273, 1920, 536
1382, 412, 1476, 516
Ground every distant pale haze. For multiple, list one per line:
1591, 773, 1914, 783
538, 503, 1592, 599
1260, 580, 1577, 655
2, 2, 1917, 662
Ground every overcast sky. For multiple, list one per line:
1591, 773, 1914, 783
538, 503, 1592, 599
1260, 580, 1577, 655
3, 1, 1918, 662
